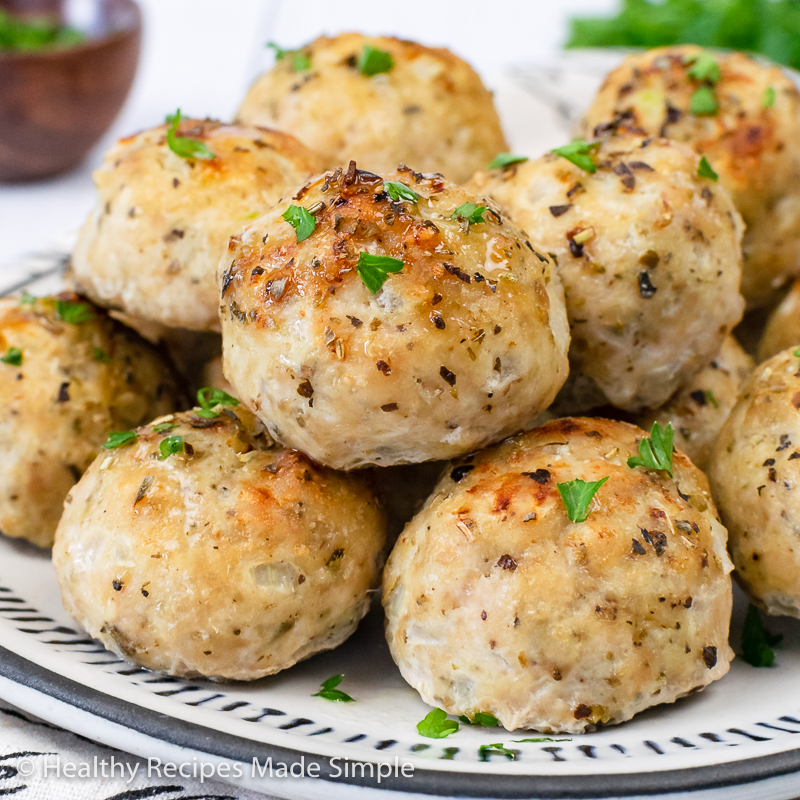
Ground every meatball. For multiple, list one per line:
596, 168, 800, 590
469, 134, 744, 411
580, 46, 800, 307
53, 406, 387, 680
236, 33, 506, 184
0, 293, 181, 548
709, 348, 800, 617
384, 417, 734, 734
219, 163, 570, 469
71, 120, 325, 331
632, 336, 753, 471
759, 279, 800, 362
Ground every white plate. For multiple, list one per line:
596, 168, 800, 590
4, 57, 800, 800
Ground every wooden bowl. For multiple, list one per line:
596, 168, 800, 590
0, 0, 141, 182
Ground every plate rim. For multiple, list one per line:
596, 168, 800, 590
2, 645, 800, 799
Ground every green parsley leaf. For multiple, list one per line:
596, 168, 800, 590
267, 42, 311, 72
1, 347, 22, 366
551, 139, 600, 173
556, 476, 609, 523
627, 421, 675, 477
458, 712, 499, 727
741, 603, 782, 667
383, 181, 419, 203
92, 347, 110, 363
153, 421, 178, 434
452, 203, 487, 225
195, 387, 240, 419
313, 674, 354, 702
356, 252, 404, 294
158, 435, 185, 460
513, 737, 572, 743
358, 44, 393, 76
488, 153, 529, 170
479, 743, 516, 762
102, 430, 138, 450
762, 86, 776, 108
0, 10, 85, 52
20, 291, 36, 305
418, 708, 459, 738
282, 205, 316, 242
55, 299, 93, 324
697, 156, 718, 181
794, 347, 800, 358
166, 109, 215, 161
704, 389, 719, 409
684, 52, 720, 84
690, 86, 718, 116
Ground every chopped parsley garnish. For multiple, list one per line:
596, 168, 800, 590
479, 743, 516, 762
196, 387, 239, 419
628, 421, 675, 477
0, 10, 85, 52
158, 435, 185, 460
741, 603, 782, 667
383, 181, 419, 203
513, 737, 572, 743
55, 299, 93, 324
704, 389, 719, 409
20, 291, 36, 305
451, 203, 487, 226
358, 44, 393, 76
153, 421, 178, 433
165, 109, 215, 161
762, 86, 776, 108
690, 86, 718, 116
356, 252, 404, 293
552, 139, 600, 173
557, 477, 609, 523
282, 205, 316, 242
459, 712, 499, 727
267, 42, 311, 71
684, 52, 720, 84
1, 347, 22, 366
92, 347, 110, 363
102, 430, 138, 450
417, 708, 459, 739
312, 674, 353, 702
488, 153, 529, 170
697, 156, 718, 181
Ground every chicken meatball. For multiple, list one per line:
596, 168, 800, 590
236, 33, 507, 184
709, 348, 800, 617
759, 279, 800, 362
71, 120, 325, 331
384, 417, 734, 734
53, 406, 387, 680
632, 336, 753, 471
580, 46, 800, 307
469, 135, 744, 411
0, 293, 181, 548
219, 163, 570, 469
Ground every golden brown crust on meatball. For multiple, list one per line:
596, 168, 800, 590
759, 279, 800, 362
580, 46, 800, 307
384, 417, 733, 733
0, 294, 182, 548
633, 336, 754, 471
53, 407, 387, 679
710, 348, 800, 617
219, 163, 570, 469
236, 33, 507, 183
469, 135, 744, 411
72, 120, 325, 331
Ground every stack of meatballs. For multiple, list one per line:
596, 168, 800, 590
3, 34, 800, 735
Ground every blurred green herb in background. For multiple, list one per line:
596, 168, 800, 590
566, 0, 800, 72
0, 10, 84, 51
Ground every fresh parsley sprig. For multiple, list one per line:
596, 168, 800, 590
267, 42, 311, 72
166, 109, 215, 161
762, 86, 776, 108
55, 299, 93, 324
488, 153, 529, 170
158, 436, 185, 460
557, 477, 609, 523
384, 181, 419, 203
690, 86, 718, 116
153, 421, 178, 433
697, 156, 718, 181
684, 52, 720, 84
195, 387, 239, 419
451, 203, 487, 226
356, 253, 404, 293
551, 139, 600, 173
1, 347, 22, 366
458, 712, 499, 727
313, 674, 354, 702
628, 421, 675, 477
479, 743, 516, 762
358, 45, 393, 76
282, 205, 316, 242
513, 737, 572, 743
741, 604, 782, 667
417, 708, 459, 739
103, 430, 138, 450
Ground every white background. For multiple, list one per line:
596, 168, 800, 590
0, 0, 616, 267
